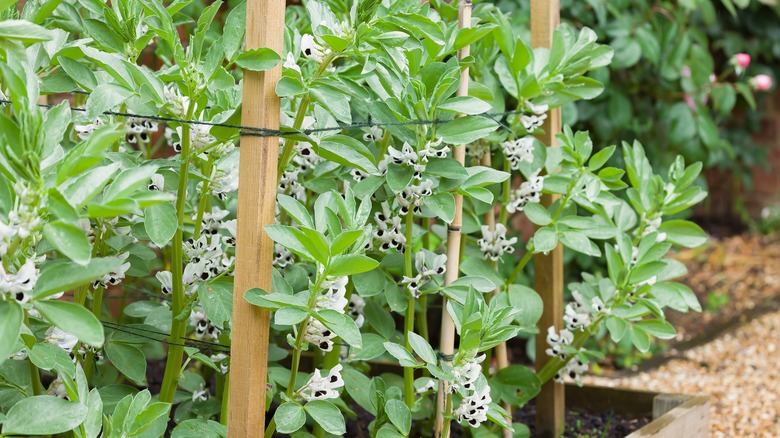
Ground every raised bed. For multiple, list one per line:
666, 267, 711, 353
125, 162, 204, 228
566, 385, 709, 438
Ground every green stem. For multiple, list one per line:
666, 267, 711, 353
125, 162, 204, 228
276, 54, 336, 181
505, 246, 534, 287
159, 99, 197, 404
220, 374, 229, 426
498, 159, 511, 226
84, 286, 104, 383
24, 312, 43, 396
441, 392, 453, 438
264, 418, 277, 438
403, 211, 415, 409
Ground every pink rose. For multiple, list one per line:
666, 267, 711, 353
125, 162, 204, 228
752, 74, 773, 91
734, 53, 751, 69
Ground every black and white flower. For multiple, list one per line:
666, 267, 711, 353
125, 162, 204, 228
477, 224, 517, 262
299, 364, 344, 401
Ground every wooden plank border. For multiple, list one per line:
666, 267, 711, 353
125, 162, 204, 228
227, 0, 286, 436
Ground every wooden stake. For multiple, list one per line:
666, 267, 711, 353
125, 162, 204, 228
531, 1, 564, 437
434, 2, 471, 437
227, 0, 285, 436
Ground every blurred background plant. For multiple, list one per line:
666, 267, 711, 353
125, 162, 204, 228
496, 0, 779, 208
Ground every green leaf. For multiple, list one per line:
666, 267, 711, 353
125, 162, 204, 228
304, 400, 346, 436
316, 309, 362, 348
385, 399, 411, 435
406, 332, 437, 365
2, 396, 88, 435
43, 220, 92, 265
629, 325, 651, 352
86, 83, 133, 118
316, 135, 377, 174
437, 116, 498, 145
104, 165, 159, 202
144, 202, 177, 247
328, 254, 379, 277
172, 419, 227, 438
235, 47, 281, 71
606, 316, 628, 342
523, 203, 551, 226
274, 307, 309, 325
0, 20, 52, 43
197, 281, 233, 329
635, 319, 676, 340
277, 194, 314, 228
33, 257, 123, 299
425, 192, 456, 223
275, 402, 306, 434
0, 301, 23, 365
658, 220, 708, 248
383, 342, 418, 367
533, 227, 558, 253
437, 96, 492, 115
105, 342, 147, 384
32, 300, 105, 347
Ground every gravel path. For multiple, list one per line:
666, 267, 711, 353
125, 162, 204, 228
585, 310, 780, 437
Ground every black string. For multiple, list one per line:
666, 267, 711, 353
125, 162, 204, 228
0, 97, 526, 139
100, 320, 232, 353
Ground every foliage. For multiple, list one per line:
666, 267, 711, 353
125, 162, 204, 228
496, 0, 779, 189
0, 0, 708, 436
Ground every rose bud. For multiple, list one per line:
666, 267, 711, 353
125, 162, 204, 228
734, 53, 751, 69
751, 74, 773, 91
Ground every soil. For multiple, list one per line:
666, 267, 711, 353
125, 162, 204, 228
341, 401, 649, 438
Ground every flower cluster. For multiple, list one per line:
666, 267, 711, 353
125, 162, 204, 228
501, 136, 534, 170
477, 224, 517, 262
2, 182, 43, 250
278, 169, 306, 201
273, 243, 294, 268
506, 171, 544, 214
563, 290, 607, 331
372, 203, 406, 253
519, 102, 549, 132
554, 358, 588, 385
396, 179, 434, 215
125, 118, 159, 145
383, 139, 449, 180
74, 117, 105, 140
451, 354, 484, 392
299, 364, 344, 401
189, 307, 221, 340
545, 326, 573, 360
402, 252, 447, 299
1, 258, 39, 304
93, 253, 131, 289
454, 385, 492, 428
304, 276, 348, 352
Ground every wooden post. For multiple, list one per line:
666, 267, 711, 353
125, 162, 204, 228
434, 2, 471, 437
227, 0, 285, 436
531, 1, 564, 437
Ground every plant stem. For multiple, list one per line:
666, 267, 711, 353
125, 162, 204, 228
403, 211, 415, 409
24, 311, 43, 396
220, 374, 230, 425
441, 393, 453, 438
276, 54, 336, 181
83, 286, 105, 383
505, 247, 534, 286
159, 99, 196, 404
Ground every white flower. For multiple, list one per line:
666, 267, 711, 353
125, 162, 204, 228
545, 326, 573, 359
283, 52, 301, 73
45, 327, 78, 354
5, 258, 39, 303
554, 357, 588, 384
520, 113, 547, 132
189, 308, 220, 340
347, 294, 365, 328
156, 271, 173, 295
164, 85, 192, 119
93, 253, 131, 289
125, 117, 158, 145
452, 354, 485, 392
211, 160, 239, 200
47, 377, 68, 399
416, 378, 437, 394
564, 302, 590, 331
299, 365, 344, 401
415, 252, 447, 279
362, 126, 383, 142
192, 384, 209, 402
387, 143, 418, 166
148, 174, 165, 191
506, 171, 544, 214
300, 34, 331, 64
477, 224, 517, 262
454, 385, 491, 428
273, 243, 294, 268
74, 118, 104, 140
501, 136, 535, 170
402, 274, 423, 299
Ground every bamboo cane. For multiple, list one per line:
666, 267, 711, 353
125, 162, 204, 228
434, 1, 472, 437
227, 0, 285, 436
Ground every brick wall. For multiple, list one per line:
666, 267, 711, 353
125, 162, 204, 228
744, 92, 780, 218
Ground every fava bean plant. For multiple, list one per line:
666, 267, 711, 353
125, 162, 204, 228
0, 0, 707, 437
